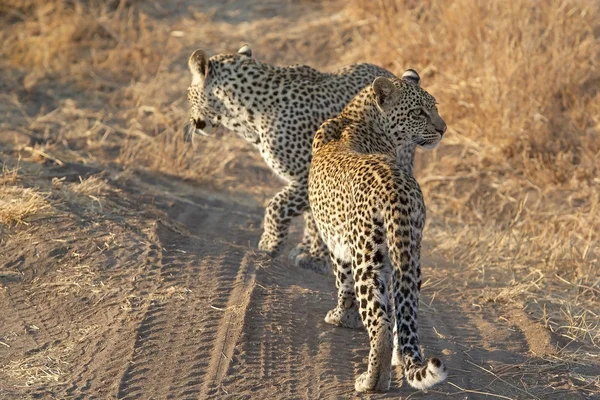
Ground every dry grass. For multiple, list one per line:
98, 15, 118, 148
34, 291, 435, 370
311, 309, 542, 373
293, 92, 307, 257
0, 163, 51, 226
0, 162, 21, 185
118, 128, 275, 195
0, 0, 173, 92
1, 0, 273, 197
1, 342, 72, 387
341, 0, 600, 347
69, 175, 109, 196
0, 186, 50, 226
51, 175, 112, 213
35, 262, 108, 297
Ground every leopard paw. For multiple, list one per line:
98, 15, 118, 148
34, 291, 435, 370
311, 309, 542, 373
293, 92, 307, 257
289, 248, 331, 275
258, 234, 281, 256
325, 306, 363, 329
354, 371, 390, 392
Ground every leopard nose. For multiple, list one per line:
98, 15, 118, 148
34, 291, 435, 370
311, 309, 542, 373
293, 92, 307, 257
194, 119, 206, 130
435, 121, 447, 136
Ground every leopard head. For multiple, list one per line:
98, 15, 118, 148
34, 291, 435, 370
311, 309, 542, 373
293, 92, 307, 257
372, 70, 446, 149
184, 44, 253, 143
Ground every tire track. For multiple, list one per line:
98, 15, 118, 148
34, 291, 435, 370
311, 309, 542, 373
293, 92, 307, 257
3, 234, 81, 354
198, 252, 258, 398
216, 258, 363, 399
4, 285, 68, 350
9, 185, 592, 400
1, 218, 163, 399
57, 224, 165, 399
114, 196, 260, 399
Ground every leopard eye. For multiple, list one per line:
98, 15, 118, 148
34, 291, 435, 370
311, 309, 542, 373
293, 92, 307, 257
412, 108, 427, 117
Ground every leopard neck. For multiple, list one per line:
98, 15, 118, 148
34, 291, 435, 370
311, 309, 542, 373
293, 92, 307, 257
396, 142, 416, 176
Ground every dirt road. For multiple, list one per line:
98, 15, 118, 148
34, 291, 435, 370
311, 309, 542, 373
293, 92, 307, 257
2, 167, 597, 399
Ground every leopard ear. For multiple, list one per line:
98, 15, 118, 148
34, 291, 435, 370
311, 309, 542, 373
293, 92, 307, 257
373, 77, 400, 112
189, 49, 209, 84
401, 69, 420, 86
237, 44, 252, 59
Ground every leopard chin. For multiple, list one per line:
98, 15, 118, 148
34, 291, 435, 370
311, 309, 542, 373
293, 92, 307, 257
415, 136, 441, 149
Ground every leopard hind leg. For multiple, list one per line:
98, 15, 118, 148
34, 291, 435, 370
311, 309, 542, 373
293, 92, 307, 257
353, 254, 393, 392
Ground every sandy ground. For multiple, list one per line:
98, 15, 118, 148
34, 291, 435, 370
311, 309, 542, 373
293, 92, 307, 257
1, 1, 599, 399
2, 163, 598, 399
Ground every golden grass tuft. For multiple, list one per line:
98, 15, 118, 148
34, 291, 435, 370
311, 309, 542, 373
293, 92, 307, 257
0, 186, 51, 227
70, 175, 110, 196
0, 162, 20, 185
51, 175, 112, 213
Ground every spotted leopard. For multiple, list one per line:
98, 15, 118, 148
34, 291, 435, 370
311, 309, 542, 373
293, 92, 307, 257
185, 45, 418, 274
308, 71, 447, 392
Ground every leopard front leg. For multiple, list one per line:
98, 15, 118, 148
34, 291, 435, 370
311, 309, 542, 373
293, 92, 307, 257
258, 181, 307, 256
289, 211, 331, 275
324, 257, 362, 329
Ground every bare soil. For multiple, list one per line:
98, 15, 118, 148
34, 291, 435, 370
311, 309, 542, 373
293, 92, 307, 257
1, 1, 598, 399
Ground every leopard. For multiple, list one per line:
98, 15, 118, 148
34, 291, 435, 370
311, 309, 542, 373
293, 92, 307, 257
185, 45, 418, 274
308, 71, 448, 392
